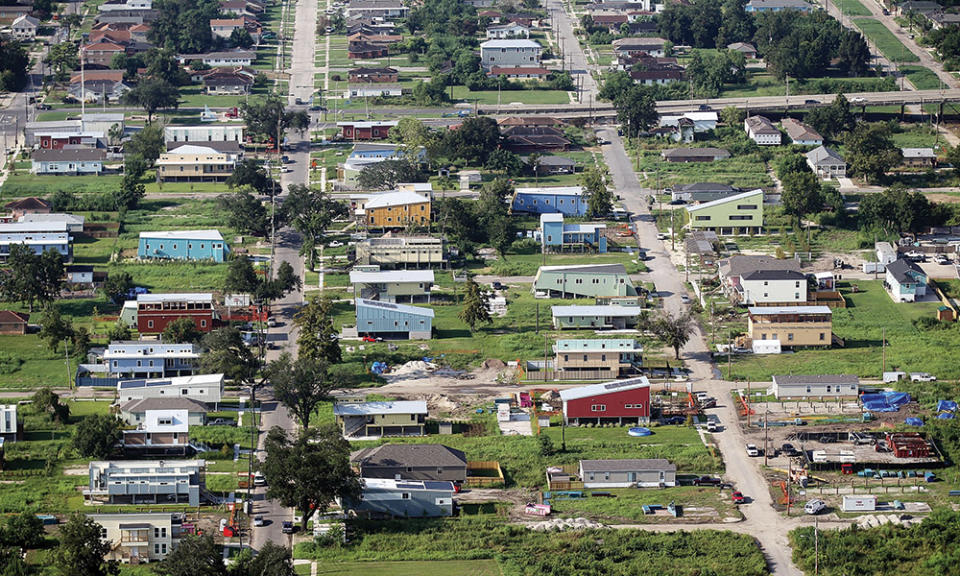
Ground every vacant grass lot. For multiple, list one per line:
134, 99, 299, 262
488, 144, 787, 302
314, 560, 501, 576
837, 0, 872, 17
854, 19, 920, 63
729, 280, 959, 380
901, 65, 942, 90
719, 72, 894, 99
635, 148, 773, 190
450, 86, 572, 106
549, 486, 738, 523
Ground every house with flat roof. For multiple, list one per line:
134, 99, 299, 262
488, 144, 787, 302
342, 478, 455, 518
480, 39, 542, 69
579, 459, 676, 488
135, 292, 217, 333
533, 264, 636, 298
0, 221, 72, 261
559, 377, 651, 425
344, 0, 409, 19
0, 405, 22, 443
20, 213, 85, 233
744, 115, 781, 145
102, 342, 200, 379
163, 125, 245, 143
782, 118, 823, 146
745, 0, 811, 11
350, 299, 434, 340
554, 338, 642, 378
875, 241, 897, 266
177, 49, 255, 67
885, 258, 928, 303
88, 512, 184, 563
156, 145, 237, 183
120, 397, 208, 427
770, 374, 859, 399
736, 269, 808, 305
747, 306, 832, 348
511, 186, 587, 216
670, 183, 740, 204
355, 235, 445, 268
121, 409, 191, 455
351, 444, 468, 483
551, 305, 642, 330
686, 188, 763, 235
116, 373, 224, 406
334, 400, 428, 437
137, 230, 229, 262
361, 191, 431, 229
86, 460, 205, 506
349, 270, 434, 302
338, 121, 397, 141
540, 214, 607, 253
806, 146, 846, 179
661, 147, 730, 163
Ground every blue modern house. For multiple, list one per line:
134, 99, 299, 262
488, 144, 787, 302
351, 299, 434, 340
0, 221, 72, 261
540, 213, 607, 253
885, 258, 929, 303
342, 478, 455, 518
138, 230, 229, 262
77, 342, 201, 386
511, 186, 588, 216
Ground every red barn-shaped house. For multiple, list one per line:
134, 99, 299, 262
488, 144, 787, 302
136, 293, 218, 333
559, 377, 650, 426
337, 121, 397, 141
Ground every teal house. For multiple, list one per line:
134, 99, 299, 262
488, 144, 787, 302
540, 214, 607, 253
138, 230, 229, 262
533, 264, 635, 298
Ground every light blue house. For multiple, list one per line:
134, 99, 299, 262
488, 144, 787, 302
512, 186, 588, 216
353, 299, 434, 340
885, 258, 928, 303
540, 213, 607, 253
138, 230, 229, 262
0, 221, 72, 261
745, 0, 811, 11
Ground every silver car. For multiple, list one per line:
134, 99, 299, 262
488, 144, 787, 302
804, 499, 826, 515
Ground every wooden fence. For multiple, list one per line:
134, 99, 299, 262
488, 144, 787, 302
465, 461, 504, 487
545, 464, 583, 491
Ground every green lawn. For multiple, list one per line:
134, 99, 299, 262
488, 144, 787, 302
549, 486, 739, 523
853, 19, 920, 63
450, 86, 572, 106
719, 71, 896, 99
837, 0, 873, 17
728, 280, 960, 381
0, 335, 73, 389
889, 122, 940, 148
635, 148, 773, 190
900, 65, 942, 90
314, 560, 501, 576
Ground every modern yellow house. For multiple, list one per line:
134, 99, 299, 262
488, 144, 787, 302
155, 144, 237, 183
747, 306, 832, 348
363, 190, 431, 229
334, 400, 428, 438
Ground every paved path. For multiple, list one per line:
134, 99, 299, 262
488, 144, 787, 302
547, 0, 598, 101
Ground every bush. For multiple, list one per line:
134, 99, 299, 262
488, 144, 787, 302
0, 353, 24, 374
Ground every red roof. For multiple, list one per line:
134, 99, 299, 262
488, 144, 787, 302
83, 41, 125, 52
0, 311, 29, 325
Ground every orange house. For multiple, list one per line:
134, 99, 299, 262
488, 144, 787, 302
363, 191, 431, 229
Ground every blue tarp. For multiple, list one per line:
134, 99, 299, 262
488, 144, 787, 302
936, 400, 958, 413
905, 417, 924, 426
938, 412, 956, 420
861, 392, 912, 413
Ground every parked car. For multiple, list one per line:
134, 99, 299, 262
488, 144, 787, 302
266, 317, 277, 328
253, 472, 266, 486
661, 416, 685, 425
35, 103, 51, 110
731, 491, 745, 504
804, 99, 820, 105
804, 499, 826, 515
780, 443, 802, 457
851, 97, 867, 105
281, 521, 294, 534
693, 476, 722, 486
492, 281, 504, 290
327, 241, 344, 247
680, 295, 690, 304
209, 418, 236, 427
746, 444, 760, 457
699, 397, 716, 409
294, 97, 303, 105
706, 421, 718, 433
910, 372, 936, 382
253, 516, 264, 527
362, 335, 382, 342
935, 254, 951, 265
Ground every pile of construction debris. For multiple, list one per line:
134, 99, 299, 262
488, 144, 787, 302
527, 518, 607, 532
855, 514, 918, 529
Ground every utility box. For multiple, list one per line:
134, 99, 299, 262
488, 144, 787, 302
842, 495, 877, 512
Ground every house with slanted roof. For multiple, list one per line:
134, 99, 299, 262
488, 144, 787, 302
343, 478, 455, 517
901, 147, 937, 168
744, 115, 781, 145
116, 373, 224, 406
737, 269, 808, 305
727, 42, 757, 58
349, 269, 434, 302
338, 120, 397, 140
348, 67, 399, 83
670, 183, 740, 204
539, 213, 607, 253
533, 264, 636, 298
350, 299, 434, 340
155, 145, 237, 182
4, 197, 51, 218
885, 258, 928, 303
31, 149, 106, 175
501, 125, 571, 152
686, 189, 764, 235
0, 311, 29, 335
119, 397, 208, 427
558, 377, 651, 425
551, 305, 642, 330
480, 39, 542, 69
806, 146, 846, 179
579, 459, 676, 488
11, 15, 39, 40
351, 444, 468, 483
486, 21, 530, 39
526, 155, 576, 174
661, 147, 730, 163
334, 400, 428, 437
771, 374, 859, 399
138, 230, 228, 262
361, 190, 431, 229
511, 186, 587, 216
782, 118, 823, 146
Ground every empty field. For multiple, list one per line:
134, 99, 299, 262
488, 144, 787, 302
853, 19, 919, 63
315, 560, 500, 576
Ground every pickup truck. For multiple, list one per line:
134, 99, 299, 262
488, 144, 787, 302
692, 476, 723, 486
746, 444, 761, 457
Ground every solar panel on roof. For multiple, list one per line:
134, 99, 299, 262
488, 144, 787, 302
423, 481, 453, 490
395, 482, 422, 489
603, 380, 638, 390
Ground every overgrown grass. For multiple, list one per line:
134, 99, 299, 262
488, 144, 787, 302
837, 0, 872, 17
901, 65, 942, 90
854, 19, 920, 63
549, 486, 739, 523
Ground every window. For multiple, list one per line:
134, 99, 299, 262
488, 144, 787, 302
101, 528, 108, 539
155, 544, 160, 555
788, 333, 794, 341
819, 332, 825, 341
147, 320, 154, 328
826, 386, 832, 393
736, 204, 758, 210
401, 492, 411, 499
729, 215, 752, 221
695, 215, 711, 221
591, 404, 606, 412
158, 418, 173, 425
601, 354, 606, 361
795, 293, 800, 299
563, 354, 569, 361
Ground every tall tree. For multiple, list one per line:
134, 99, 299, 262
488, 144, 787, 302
32, 388, 70, 423
72, 414, 122, 459
125, 123, 166, 165
159, 534, 226, 576
102, 271, 134, 303
245, 542, 296, 576
262, 426, 360, 531
581, 167, 614, 218
616, 85, 658, 137
0, 39, 29, 92
123, 78, 180, 123
780, 170, 824, 225
218, 187, 269, 236
717, 0, 755, 46
293, 296, 341, 364
357, 159, 421, 190
46, 42, 78, 81
804, 94, 856, 140
837, 29, 871, 76
39, 306, 74, 353
439, 116, 500, 165
0, 245, 64, 311
148, 0, 220, 54
241, 95, 310, 145
845, 123, 902, 184
54, 514, 119, 576
2, 513, 45, 549
199, 327, 259, 386
162, 317, 204, 344
458, 277, 491, 331
266, 353, 335, 430
653, 313, 694, 360
283, 185, 349, 270
226, 159, 274, 195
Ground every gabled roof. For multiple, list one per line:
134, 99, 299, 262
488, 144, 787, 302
719, 254, 801, 279
782, 118, 822, 142
333, 400, 428, 416
741, 269, 806, 281
351, 444, 466, 468
31, 149, 106, 162
164, 144, 225, 156
686, 189, 763, 213
677, 182, 738, 193
886, 258, 927, 284
806, 146, 844, 166
580, 458, 675, 472
0, 311, 29, 325
727, 42, 756, 52
4, 197, 51, 211
745, 115, 779, 135
902, 147, 936, 158
559, 376, 651, 401
356, 299, 435, 318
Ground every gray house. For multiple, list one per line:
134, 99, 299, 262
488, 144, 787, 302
351, 444, 468, 483
85, 460, 205, 506
579, 459, 676, 488
343, 478, 455, 518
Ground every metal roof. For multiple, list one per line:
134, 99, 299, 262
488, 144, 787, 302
514, 186, 584, 197
138, 230, 224, 241
333, 400, 428, 416
349, 270, 434, 284
120, 397, 209, 413
480, 39, 541, 49
362, 190, 429, 210
551, 305, 641, 317
747, 306, 832, 315
136, 293, 213, 303
537, 263, 627, 274
356, 299, 435, 318
687, 189, 763, 213
741, 269, 806, 281
360, 478, 455, 491
117, 373, 224, 390
559, 376, 651, 401
580, 458, 675, 473
554, 339, 641, 352
773, 374, 859, 385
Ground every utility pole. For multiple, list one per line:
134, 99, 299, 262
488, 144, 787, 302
881, 327, 886, 375
64, 338, 71, 390
763, 403, 769, 466
814, 515, 819, 576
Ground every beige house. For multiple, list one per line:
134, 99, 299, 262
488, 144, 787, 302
553, 338, 642, 379
748, 306, 832, 348
334, 400, 428, 438
355, 235, 445, 268
88, 513, 184, 563
155, 144, 237, 182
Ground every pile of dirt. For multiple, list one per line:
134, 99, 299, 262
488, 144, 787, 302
483, 358, 507, 370
427, 394, 459, 413
386, 360, 437, 380
526, 518, 608, 532
540, 390, 561, 403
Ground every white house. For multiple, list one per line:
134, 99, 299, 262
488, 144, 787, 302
31, 149, 105, 175
479, 39, 542, 70
744, 116, 781, 145
885, 258, 928, 303
658, 111, 718, 134
486, 22, 530, 39
875, 241, 897, 266
10, 15, 39, 40
116, 373, 224, 406
806, 146, 846, 179
737, 269, 807, 305
87, 513, 183, 563
782, 118, 823, 146
163, 124, 245, 143
178, 50, 255, 67
0, 404, 20, 442
770, 374, 859, 399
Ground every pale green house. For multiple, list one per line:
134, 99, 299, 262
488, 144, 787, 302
686, 188, 763, 235
533, 264, 636, 298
